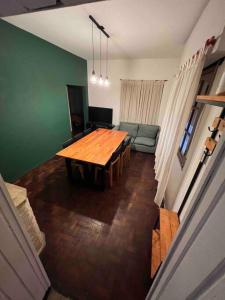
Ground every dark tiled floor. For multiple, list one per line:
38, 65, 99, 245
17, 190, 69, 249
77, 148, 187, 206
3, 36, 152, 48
16, 151, 159, 300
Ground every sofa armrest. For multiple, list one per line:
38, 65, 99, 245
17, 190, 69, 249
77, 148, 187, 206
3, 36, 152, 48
113, 125, 120, 130
155, 128, 160, 146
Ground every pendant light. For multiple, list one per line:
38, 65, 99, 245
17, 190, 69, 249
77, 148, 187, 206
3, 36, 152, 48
90, 20, 97, 84
99, 30, 104, 85
104, 37, 110, 86
89, 15, 110, 87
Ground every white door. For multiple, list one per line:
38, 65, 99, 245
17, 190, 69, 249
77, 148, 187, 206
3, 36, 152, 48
0, 176, 50, 300
147, 132, 225, 299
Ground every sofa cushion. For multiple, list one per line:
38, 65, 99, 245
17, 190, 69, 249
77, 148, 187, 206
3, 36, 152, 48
120, 122, 138, 137
134, 137, 155, 147
132, 143, 156, 153
137, 124, 159, 139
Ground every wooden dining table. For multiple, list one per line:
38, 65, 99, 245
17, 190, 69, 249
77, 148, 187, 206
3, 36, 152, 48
56, 128, 128, 181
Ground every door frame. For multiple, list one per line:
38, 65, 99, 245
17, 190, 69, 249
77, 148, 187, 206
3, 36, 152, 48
66, 84, 85, 134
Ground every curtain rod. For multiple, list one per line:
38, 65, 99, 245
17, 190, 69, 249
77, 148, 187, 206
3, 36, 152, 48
182, 36, 218, 66
89, 15, 110, 38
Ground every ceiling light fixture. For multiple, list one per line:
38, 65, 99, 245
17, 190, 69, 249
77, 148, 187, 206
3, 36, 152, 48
90, 20, 97, 84
99, 30, 104, 85
104, 37, 110, 87
89, 15, 110, 88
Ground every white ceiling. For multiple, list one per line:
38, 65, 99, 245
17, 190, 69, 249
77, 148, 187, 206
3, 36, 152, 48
3, 0, 209, 59
0, 0, 102, 17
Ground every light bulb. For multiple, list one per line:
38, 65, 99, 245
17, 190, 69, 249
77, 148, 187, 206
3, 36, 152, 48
99, 74, 104, 85
90, 70, 97, 84
104, 76, 110, 87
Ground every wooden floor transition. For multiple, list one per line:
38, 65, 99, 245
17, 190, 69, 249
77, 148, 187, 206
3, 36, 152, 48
16, 151, 159, 300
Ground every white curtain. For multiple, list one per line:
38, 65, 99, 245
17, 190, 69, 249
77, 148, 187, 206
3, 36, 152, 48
154, 48, 207, 206
120, 80, 165, 125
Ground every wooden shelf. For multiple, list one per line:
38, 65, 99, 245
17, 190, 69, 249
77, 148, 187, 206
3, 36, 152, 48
151, 230, 161, 278
196, 95, 225, 107
160, 208, 179, 261
150, 209, 180, 279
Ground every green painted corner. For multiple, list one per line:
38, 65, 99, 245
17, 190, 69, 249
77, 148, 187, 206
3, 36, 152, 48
0, 20, 89, 182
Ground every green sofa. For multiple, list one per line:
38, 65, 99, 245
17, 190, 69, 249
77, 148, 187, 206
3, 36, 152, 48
115, 122, 160, 153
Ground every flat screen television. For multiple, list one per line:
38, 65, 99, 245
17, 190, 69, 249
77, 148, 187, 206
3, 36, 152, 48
88, 106, 113, 124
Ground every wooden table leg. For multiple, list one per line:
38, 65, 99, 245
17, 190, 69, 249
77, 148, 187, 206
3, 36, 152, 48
65, 158, 73, 180
101, 168, 106, 190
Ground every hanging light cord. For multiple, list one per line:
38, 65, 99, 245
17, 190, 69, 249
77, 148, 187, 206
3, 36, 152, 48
100, 31, 102, 75
92, 21, 95, 71
106, 38, 108, 77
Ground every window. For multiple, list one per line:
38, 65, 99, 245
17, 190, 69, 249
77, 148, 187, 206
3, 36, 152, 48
178, 102, 203, 167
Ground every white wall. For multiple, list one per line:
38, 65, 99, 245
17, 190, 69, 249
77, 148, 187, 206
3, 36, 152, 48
87, 59, 179, 125
87, 59, 128, 125
180, 0, 225, 64
165, 0, 225, 215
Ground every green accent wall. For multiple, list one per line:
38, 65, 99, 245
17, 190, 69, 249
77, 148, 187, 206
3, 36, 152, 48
0, 20, 88, 182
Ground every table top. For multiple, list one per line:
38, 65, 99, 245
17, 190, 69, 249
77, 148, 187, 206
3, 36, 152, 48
56, 128, 128, 166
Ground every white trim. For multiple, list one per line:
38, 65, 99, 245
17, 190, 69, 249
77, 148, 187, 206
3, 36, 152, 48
187, 258, 225, 299
65, 86, 73, 132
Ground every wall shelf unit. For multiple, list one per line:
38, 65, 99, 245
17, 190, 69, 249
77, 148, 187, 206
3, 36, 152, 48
196, 95, 225, 107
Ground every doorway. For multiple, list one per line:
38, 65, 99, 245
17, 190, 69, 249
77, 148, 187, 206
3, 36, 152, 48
67, 85, 85, 134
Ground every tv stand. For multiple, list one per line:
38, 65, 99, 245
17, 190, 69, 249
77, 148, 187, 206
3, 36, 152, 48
87, 122, 115, 130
